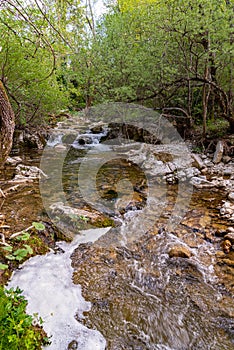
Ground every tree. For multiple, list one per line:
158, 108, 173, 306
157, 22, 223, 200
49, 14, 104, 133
0, 80, 15, 166
0, 0, 85, 124
86, 0, 233, 133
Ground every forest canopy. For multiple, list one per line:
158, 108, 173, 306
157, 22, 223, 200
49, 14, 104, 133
0, 0, 233, 134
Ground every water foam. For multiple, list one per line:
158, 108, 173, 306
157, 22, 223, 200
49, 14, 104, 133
7, 228, 110, 350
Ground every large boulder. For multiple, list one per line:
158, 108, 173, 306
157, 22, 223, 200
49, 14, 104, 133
213, 141, 224, 164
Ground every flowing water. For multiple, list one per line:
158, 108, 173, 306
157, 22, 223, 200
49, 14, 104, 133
3, 118, 234, 349
8, 228, 109, 350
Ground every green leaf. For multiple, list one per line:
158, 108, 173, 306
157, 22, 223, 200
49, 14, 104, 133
23, 245, 33, 255
16, 232, 31, 241
13, 249, 29, 261
32, 222, 45, 231
0, 263, 8, 270
5, 254, 16, 261
3, 245, 13, 252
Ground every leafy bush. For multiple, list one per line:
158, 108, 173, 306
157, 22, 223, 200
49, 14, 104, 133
0, 286, 49, 350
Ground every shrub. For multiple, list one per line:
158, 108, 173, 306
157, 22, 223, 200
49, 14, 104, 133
0, 286, 49, 350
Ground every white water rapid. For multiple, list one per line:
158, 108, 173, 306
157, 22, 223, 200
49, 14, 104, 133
7, 228, 110, 350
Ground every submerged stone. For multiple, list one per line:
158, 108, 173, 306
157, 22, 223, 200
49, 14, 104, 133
168, 245, 192, 258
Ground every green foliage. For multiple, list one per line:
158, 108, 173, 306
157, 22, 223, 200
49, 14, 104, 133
32, 222, 45, 231
2, 242, 33, 265
15, 232, 31, 241
206, 119, 230, 137
0, 263, 8, 271
70, 0, 233, 129
0, 222, 47, 270
0, 0, 85, 125
0, 286, 49, 349
0, 0, 233, 130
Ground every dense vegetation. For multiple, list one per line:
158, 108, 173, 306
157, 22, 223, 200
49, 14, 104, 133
0, 0, 233, 135
0, 286, 49, 349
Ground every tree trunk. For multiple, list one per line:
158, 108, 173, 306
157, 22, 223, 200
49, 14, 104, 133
0, 81, 15, 167
202, 65, 211, 138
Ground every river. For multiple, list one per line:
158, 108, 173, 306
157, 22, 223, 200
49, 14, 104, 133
3, 106, 234, 349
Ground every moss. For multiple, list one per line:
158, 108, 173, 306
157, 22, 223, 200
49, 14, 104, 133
94, 217, 115, 228
26, 236, 49, 255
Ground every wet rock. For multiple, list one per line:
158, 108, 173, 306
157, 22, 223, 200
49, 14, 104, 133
68, 340, 78, 349
224, 232, 234, 243
220, 201, 234, 220
221, 240, 232, 254
213, 141, 224, 164
228, 192, 234, 202
168, 245, 192, 258
77, 135, 92, 145
90, 125, 104, 134
115, 192, 145, 213
221, 258, 234, 267
62, 133, 77, 144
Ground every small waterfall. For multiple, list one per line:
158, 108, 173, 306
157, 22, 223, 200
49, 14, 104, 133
46, 133, 63, 147
72, 129, 108, 149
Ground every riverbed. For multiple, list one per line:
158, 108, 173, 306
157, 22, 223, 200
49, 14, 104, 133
1, 108, 234, 349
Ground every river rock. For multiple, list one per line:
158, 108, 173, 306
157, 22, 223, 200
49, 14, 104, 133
54, 144, 67, 151
228, 192, 234, 202
191, 153, 205, 169
190, 176, 215, 188
68, 340, 78, 349
23, 131, 45, 149
62, 133, 78, 144
213, 141, 224, 164
224, 232, 234, 243
49, 202, 113, 230
77, 135, 93, 145
223, 156, 232, 164
11, 164, 47, 181
220, 201, 234, 220
168, 245, 192, 258
90, 124, 104, 134
5, 156, 22, 165
221, 240, 232, 254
